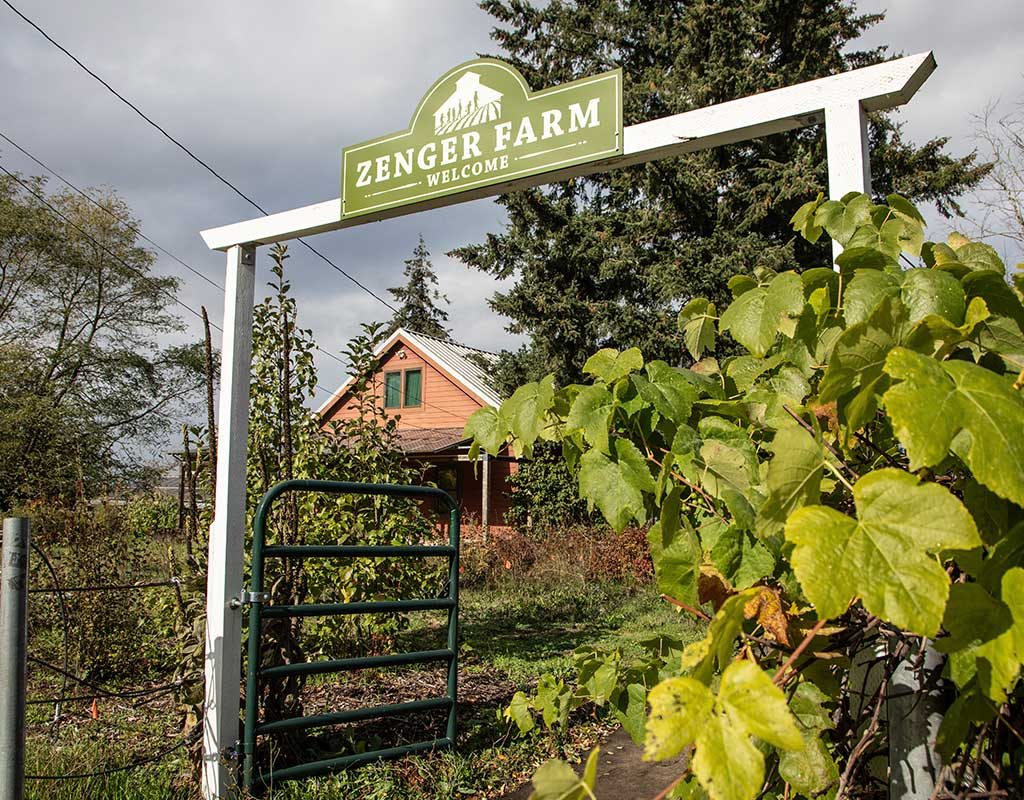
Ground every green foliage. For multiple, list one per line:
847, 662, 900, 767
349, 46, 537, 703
452, 1, 990, 390
469, 193, 1024, 798
0, 173, 206, 506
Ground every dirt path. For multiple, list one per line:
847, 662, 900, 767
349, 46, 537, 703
500, 727, 688, 799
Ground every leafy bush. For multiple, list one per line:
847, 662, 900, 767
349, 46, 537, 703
505, 441, 596, 529
466, 192, 1024, 799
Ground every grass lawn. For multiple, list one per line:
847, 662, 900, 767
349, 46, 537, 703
24, 571, 702, 799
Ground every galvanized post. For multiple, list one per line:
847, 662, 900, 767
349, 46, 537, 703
0, 517, 29, 800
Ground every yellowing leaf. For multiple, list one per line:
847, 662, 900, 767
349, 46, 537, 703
645, 676, 714, 760
785, 469, 981, 636
646, 661, 804, 800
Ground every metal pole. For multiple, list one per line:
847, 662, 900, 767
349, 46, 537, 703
889, 640, 947, 798
203, 243, 257, 800
0, 518, 29, 800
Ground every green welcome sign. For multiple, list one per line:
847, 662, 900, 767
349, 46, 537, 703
341, 59, 622, 219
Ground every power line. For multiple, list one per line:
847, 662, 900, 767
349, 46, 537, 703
0, 163, 221, 331
0, 135, 360, 371
0, 139, 469, 422
1, 0, 398, 314
0, 129, 223, 290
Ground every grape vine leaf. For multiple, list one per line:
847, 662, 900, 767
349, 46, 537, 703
505, 691, 535, 733
646, 661, 803, 800
584, 347, 644, 383
681, 589, 759, 684
679, 298, 718, 360
883, 347, 1024, 507
566, 384, 615, 454
785, 469, 981, 636
464, 405, 507, 458
755, 423, 824, 540
939, 567, 1024, 703
720, 271, 804, 358
779, 733, 839, 796
529, 747, 599, 800
577, 439, 654, 531
648, 488, 702, 605
501, 374, 556, 457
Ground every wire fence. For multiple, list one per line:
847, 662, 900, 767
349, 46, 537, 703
22, 538, 200, 783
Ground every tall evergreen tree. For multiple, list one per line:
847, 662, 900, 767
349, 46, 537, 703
451, 0, 990, 390
388, 235, 450, 338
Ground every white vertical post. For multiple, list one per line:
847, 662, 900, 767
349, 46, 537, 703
824, 100, 872, 265
203, 243, 256, 800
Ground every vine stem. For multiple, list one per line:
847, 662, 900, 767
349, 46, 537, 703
773, 617, 829, 687
661, 593, 712, 621
781, 404, 859, 480
824, 459, 855, 493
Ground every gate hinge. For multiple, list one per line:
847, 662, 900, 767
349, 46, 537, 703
229, 590, 270, 609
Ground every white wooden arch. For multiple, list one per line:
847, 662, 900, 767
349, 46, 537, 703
199, 51, 936, 799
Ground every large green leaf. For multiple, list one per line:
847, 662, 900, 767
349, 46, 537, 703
583, 347, 644, 383
939, 568, 1024, 703
901, 269, 966, 325
578, 443, 652, 530
843, 270, 900, 326
648, 488, 701, 605
529, 747, 600, 800
779, 733, 839, 796
501, 374, 555, 457
720, 272, 804, 358
643, 360, 700, 422
785, 469, 981, 636
883, 347, 1024, 506
814, 194, 873, 246
566, 384, 615, 454
709, 528, 775, 589
463, 405, 507, 457
818, 295, 904, 435
646, 661, 803, 800
755, 423, 824, 540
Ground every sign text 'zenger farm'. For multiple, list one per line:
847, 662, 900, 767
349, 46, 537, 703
341, 59, 622, 219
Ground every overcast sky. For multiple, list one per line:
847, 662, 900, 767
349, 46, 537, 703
1, 0, 1022, 415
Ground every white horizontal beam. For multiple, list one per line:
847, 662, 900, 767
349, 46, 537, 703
200, 52, 934, 251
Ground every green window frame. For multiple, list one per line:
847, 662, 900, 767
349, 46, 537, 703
384, 371, 401, 408
403, 369, 422, 407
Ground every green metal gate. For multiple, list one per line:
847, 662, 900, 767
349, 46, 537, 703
242, 479, 460, 791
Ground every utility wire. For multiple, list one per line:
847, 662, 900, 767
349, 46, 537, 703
0, 129, 223, 290
0, 131, 387, 375
0, 142, 467, 422
0, 163, 222, 331
1, 0, 398, 313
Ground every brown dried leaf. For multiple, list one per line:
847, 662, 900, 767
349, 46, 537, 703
743, 587, 791, 646
698, 564, 734, 611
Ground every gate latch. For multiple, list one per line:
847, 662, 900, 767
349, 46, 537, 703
229, 590, 270, 609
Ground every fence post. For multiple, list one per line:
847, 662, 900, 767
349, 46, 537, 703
0, 517, 29, 800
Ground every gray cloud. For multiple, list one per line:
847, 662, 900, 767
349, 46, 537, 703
1, 0, 1021, 415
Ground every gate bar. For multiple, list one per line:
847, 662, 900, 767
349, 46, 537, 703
243, 479, 459, 792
